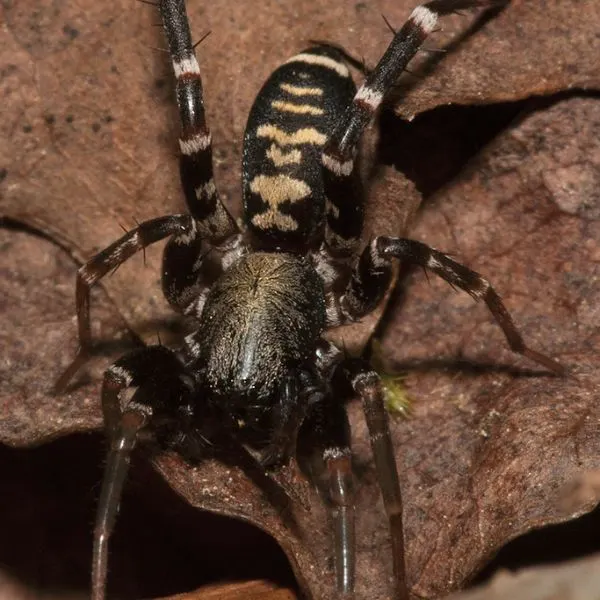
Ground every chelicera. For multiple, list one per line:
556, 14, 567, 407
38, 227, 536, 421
54, 0, 564, 598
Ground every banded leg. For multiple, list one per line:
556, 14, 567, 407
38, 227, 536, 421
300, 390, 356, 597
329, 236, 565, 374
159, 0, 237, 241
53, 215, 195, 394
338, 359, 408, 600
322, 0, 503, 254
93, 345, 193, 600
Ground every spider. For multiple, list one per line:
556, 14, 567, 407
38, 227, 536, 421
54, 0, 564, 598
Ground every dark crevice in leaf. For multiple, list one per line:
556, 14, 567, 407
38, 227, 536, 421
470, 503, 600, 586
0, 435, 298, 599
377, 89, 600, 198
377, 101, 521, 197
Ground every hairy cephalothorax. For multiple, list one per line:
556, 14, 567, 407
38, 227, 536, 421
54, 1, 564, 598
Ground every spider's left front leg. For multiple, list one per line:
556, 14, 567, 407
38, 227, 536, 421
328, 237, 565, 374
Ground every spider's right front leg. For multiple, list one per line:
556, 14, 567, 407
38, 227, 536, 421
93, 345, 194, 600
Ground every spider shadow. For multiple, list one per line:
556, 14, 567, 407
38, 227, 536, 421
385, 356, 561, 380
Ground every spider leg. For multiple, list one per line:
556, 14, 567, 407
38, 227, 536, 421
300, 386, 356, 597
159, 0, 238, 242
93, 409, 147, 600
93, 345, 193, 600
321, 0, 503, 255
329, 237, 565, 374
53, 215, 194, 394
162, 230, 246, 316
161, 230, 209, 313
338, 359, 407, 600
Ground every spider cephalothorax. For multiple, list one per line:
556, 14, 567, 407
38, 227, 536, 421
191, 252, 325, 404
54, 1, 563, 598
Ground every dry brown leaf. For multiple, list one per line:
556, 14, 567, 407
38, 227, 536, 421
392, 1, 600, 117
377, 95, 600, 597
157, 580, 296, 600
1, 1, 599, 600
560, 471, 600, 513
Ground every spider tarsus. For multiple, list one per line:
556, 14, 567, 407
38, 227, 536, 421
351, 367, 408, 600
92, 409, 148, 600
522, 348, 567, 377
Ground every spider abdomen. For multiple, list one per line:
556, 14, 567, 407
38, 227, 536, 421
242, 46, 357, 253
190, 252, 325, 409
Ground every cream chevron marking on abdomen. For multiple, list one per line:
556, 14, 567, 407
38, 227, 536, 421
256, 124, 327, 146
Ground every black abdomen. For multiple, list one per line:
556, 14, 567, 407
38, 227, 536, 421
242, 46, 356, 252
